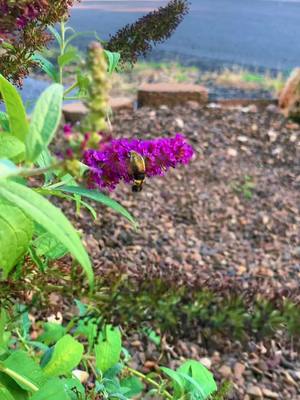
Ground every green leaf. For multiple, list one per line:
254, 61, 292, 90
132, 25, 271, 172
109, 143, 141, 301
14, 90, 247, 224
74, 300, 87, 317
31, 378, 70, 400
0, 373, 29, 400
1, 350, 45, 392
0, 134, 25, 163
143, 328, 161, 346
76, 72, 90, 96
177, 360, 217, 399
28, 246, 47, 272
38, 323, 66, 346
0, 74, 29, 143
0, 160, 17, 179
65, 31, 94, 48
0, 309, 7, 349
0, 179, 93, 286
160, 367, 185, 399
21, 310, 31, 338
0, 160, 20, 179
33, 232, 68, 260
95, 326, 122, 374
0, 197, 34, 278
0, 383, 15, 400
74, 317, 97, 350
57, 49, 78, 68
63, 378, 84, 400
26, 84, 63, 162
42, 335, 83, 377
48, 26, 62, 47
59, 186, 137, 228
37, 149, 54, 184
0, 112, 9, 132
31, 54, 59, 83
104, 50, 121, 73
120, 376, 144, 398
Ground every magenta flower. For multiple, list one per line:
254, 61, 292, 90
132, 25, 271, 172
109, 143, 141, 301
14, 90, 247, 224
63, 124, 73, 138
83, 134, 194, 191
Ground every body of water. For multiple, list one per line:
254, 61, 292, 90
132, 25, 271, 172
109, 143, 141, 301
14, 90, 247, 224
69, 0, 300, 72
14, 0, 300, 105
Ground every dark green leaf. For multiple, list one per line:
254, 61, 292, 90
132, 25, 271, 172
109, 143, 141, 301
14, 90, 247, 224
31, 54, 59, 83
0, 180, 93, 286
48, 26, 62, 47
177, 360, 217, 399
0, 197, 34, 278
0, 373, 29, 400
0, 384, 15, 400
0, 310, 7, 350
42, 335, 83, 377
0, 112, 9, 132
31, 378, 70, 400
160, 367, 184, 399
63, 378, 84, 400
95, 326, 122, 374
120, 376, 144, 398
59, 186, 137, 228
38, 323, 66, 346
33, 232, 68, 260
1, 350, 45, 391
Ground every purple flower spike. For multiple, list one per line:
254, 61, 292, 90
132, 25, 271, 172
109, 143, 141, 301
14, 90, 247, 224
83, 134, 194, 191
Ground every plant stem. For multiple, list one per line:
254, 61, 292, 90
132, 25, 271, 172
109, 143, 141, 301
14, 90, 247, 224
59, 21, 66, 84
15, 329, 31, 353
19, 162, 62, 178
64, 81, 80, 97
64, 95, 88, 101
125, 366, 173, 400
0, 365, 39, 392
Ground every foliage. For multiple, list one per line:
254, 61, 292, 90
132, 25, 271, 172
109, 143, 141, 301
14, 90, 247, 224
83, 279, 300, 343
232, 175, 255, 200
215, 68, 285, 94
0, 73, 136, 285
0, 0, 232, 397
1, 0, 190, 85
0, 0, 76, 86
0, 306, 226, 399
1, 269, 299, 345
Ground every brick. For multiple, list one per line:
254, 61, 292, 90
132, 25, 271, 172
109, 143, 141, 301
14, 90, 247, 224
63, 97, 134, 123
137, 83, 208, 108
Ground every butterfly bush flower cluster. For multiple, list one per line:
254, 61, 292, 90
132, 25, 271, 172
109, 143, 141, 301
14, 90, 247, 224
0, 0, 75, 85
83, 134, 194, 191
107, 0, 189, 66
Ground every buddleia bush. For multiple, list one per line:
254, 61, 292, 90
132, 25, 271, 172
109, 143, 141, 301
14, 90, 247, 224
107, 0, 190, 65
0, 0, 76, 85
0, 0, 190, 85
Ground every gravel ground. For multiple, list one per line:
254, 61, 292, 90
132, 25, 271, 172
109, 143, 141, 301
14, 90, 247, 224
81, 104, 300, 293
65, 102, 300, 399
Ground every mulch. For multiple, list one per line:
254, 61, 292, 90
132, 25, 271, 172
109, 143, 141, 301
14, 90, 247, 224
74, 103, 300, 295
62, 102, 300, 399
